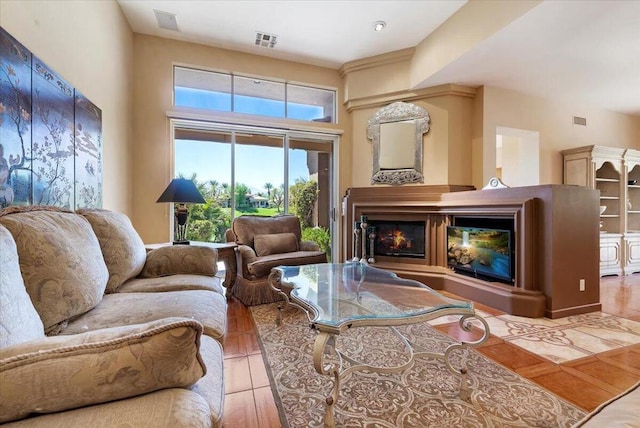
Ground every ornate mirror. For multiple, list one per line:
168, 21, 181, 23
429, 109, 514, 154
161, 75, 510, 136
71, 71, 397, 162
367, 101, 430, 185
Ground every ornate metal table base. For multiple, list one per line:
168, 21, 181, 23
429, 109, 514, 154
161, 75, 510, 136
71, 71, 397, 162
311, 314, 489, 427
268, 270, 310, 326
267, 264, 491, 428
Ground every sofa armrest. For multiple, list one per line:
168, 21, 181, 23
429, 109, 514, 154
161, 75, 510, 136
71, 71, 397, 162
0, 318, 206, 424
300, 240, 321, 252
140, 245, 218, 278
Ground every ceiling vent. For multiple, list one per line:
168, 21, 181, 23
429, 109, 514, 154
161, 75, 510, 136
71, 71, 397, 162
154, 9, 179, 32
255, 32, 277, 48
573, 116, 587, 126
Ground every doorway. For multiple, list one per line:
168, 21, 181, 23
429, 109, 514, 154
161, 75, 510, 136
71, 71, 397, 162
496, 126, 540, 186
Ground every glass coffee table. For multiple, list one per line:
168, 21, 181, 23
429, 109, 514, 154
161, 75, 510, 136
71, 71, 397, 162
268, 262, 490, 428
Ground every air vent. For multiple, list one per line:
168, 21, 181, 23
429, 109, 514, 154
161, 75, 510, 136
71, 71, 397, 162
573, 116, 587, 126
154, 9, 179, 32
255, 32, 277, 48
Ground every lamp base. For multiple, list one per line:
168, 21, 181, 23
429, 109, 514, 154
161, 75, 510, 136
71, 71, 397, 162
172, 240, 190, 245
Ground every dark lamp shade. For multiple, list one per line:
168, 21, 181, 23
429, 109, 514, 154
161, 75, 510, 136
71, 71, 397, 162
157, 178, 205, 204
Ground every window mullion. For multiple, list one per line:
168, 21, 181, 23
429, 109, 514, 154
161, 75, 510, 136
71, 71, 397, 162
284, 134, 290, 214
231, 130, 236, 219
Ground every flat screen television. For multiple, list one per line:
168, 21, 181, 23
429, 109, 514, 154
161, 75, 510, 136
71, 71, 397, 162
446, 226, 514, 285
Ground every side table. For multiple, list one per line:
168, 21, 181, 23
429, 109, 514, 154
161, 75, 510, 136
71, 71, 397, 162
145, 241, 238, 298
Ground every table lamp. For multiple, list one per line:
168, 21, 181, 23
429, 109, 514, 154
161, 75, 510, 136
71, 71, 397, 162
156, 178, 205, 245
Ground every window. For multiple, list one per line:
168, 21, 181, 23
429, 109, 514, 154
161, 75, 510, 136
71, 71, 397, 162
172, 122, 337, 260
174, 67, 336, 123
287, 84, 334, 123
174, 68, 231, 111
233, 76, 284, 117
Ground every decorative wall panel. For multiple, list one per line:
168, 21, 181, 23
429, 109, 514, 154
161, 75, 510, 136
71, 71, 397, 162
0, 26, 102, 209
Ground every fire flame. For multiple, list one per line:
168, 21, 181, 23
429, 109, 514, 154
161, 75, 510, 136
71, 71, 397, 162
393, 230, 411, 249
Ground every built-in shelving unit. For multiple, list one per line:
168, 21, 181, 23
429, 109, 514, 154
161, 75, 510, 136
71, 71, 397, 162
624, 150, 640, 274
563, 145, 640, 276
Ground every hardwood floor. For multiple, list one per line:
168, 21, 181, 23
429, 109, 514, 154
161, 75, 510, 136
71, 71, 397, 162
221, 274, 640, 427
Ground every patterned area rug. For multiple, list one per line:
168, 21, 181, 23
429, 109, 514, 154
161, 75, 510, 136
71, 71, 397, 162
250, 303, 587, 428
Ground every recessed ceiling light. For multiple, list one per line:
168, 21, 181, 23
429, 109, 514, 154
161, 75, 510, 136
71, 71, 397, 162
373, 21, 386, 32
253, 80, 261, 84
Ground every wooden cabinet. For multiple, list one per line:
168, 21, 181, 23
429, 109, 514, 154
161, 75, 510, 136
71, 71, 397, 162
563, 145, 640, 276
624, 149, 640, 274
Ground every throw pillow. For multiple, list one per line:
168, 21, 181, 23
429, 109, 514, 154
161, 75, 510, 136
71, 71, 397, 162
0, 225, 45, 348
139, 245, 218, 278
78, 209, 147, 293
0, 317, 206, 423
254, 232, 298, 257
0, 209, 109, 335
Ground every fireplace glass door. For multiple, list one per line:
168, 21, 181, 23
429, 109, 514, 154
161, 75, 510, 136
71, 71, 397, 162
370, 220, 426, 259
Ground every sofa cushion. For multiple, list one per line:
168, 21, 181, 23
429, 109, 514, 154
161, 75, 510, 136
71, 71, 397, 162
60, 290, 228, 341
254, 232, 298, 257
0, 225, 45, 348
119, 274, 224, 295
232, 215, 301, 248
77, 209, 147, 293
0, 208, 108, 335
0, 389, 213, 428
0, 318, 206, 423
189, 335, 225, 427
140, 245, 218, 278
247, 250, 327, 278
572, 381, 640, 427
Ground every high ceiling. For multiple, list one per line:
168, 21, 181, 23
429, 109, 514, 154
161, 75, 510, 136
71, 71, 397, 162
117, 0, 640, 116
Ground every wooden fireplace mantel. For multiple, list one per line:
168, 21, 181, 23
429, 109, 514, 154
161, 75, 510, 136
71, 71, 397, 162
342, 184, 601, 319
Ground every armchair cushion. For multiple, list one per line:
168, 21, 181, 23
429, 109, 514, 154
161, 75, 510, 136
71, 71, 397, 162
300, 240, 321, 251
0, 208, 108, 335
254, 232, 298, 257
247, 250, 327, 278
0, 225, 45, 348
77, 209, 147, 293
140, 246, 218, 278
0, 318, 206, 423
231, 215, 302, 248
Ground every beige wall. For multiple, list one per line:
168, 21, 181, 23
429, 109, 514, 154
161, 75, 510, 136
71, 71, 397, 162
481, 85, 640, 187
4, 0, 639, 233
341, 49, 477, 188
343, 47, 640, 191
132, 34, 347, 243
347, 93, 475, 188
0, 0, 134, 214
411, 0, 541, 88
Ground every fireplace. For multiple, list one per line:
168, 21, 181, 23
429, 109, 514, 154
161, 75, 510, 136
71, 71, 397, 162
369, 220, 426, 259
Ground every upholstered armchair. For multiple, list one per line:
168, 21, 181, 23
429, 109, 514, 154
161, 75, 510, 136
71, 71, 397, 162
225, 215, 327, 305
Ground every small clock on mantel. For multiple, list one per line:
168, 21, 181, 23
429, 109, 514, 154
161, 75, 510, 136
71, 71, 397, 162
482, 177, 509, 190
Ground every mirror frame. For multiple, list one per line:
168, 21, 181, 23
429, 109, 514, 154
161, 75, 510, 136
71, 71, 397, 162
367, 101, 430, 185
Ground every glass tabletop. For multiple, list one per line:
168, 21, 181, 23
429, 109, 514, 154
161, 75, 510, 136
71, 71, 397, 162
275, 263, 473, 329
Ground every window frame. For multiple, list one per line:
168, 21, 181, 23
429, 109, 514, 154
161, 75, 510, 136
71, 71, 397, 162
173, 66, 337, 124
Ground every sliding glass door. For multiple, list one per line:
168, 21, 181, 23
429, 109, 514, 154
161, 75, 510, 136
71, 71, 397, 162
172, 120, 337, 259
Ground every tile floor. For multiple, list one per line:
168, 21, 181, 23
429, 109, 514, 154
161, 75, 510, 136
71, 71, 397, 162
222, 274, 640, 427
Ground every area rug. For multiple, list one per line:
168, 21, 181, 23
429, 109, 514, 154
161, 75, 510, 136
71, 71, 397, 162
250, 303, 587, 428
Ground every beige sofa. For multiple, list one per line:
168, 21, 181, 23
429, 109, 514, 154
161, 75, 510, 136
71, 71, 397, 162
572, 381, 639, 427
226, 215, 327, 305
0, 206, 227, 427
